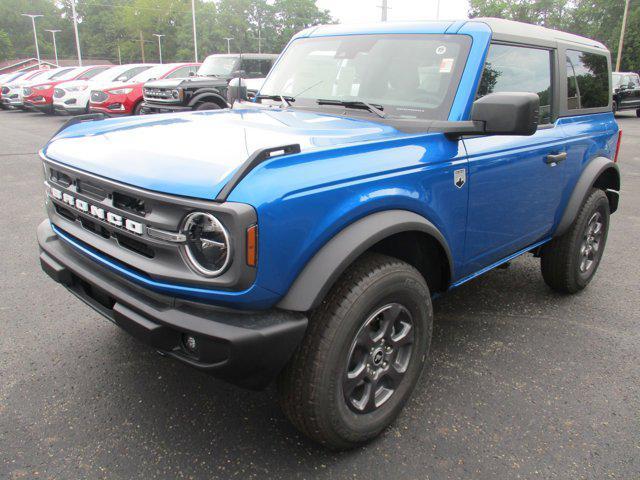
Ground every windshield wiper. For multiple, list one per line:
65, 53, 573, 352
316, 99, 386, 118
256, 94, 294, 107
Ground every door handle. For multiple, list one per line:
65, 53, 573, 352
545, 152, 567, 164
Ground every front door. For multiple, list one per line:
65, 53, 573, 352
461, 43, 566, 276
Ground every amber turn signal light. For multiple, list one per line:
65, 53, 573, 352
246, 225, 258, 267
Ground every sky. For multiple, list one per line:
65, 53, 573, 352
315, 0, 471, 24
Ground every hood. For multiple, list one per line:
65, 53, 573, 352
92, 80, 137, 92
144, 76, 227, 90
44, 107, 402, 200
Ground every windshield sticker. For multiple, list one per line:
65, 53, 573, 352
439, 58, 454, 73
436, 45, 447, 55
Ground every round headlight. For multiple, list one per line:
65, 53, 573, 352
182, 212, 231, 277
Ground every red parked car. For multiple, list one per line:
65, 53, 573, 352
89, 63, 199, 115
23, 65, 110, 113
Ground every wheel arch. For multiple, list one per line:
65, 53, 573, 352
556, 156, 620, 237
276, 210, 453, 312
187, 90, 229, 109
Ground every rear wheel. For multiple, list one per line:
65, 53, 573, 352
541, 188, 610, 293
636, 108, 640, 118
195, 101, 222, 111
277, 253, 432, 450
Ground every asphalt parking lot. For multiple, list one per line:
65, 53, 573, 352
1, 109, 638, 480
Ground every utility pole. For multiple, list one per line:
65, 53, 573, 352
224, 37, 234, 54
191, 0, 198, 62
70, 0, 82, 66
117, 44, 122, 65
45, 30, 61, 66
377, 0, 390, 21
436, 0, 440, 20
139, 31, 146, 62
21, 14, 43, 67
616, 0, 631, 71
153, 34, 165, 63
258, 27, 262, 54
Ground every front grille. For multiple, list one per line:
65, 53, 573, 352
1, 87, 8, 94
23, 87, 32, 96
54, 88, 65, 98
90, 90, 108, 103
43, 157, 257, 291
76, 178, 108, 201
143, 88, 178, 102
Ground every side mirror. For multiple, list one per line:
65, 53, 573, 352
471, 92, 540, 136
227, 77, 247, 104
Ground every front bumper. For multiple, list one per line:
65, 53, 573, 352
38, 220, 308, 389
24, 100, 53, 113
140, 101, 193, 114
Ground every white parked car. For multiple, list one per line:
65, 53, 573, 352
53, 64, 155, 115
1, 69, 56, 109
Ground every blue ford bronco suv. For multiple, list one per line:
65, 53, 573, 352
37, 18, 621, 449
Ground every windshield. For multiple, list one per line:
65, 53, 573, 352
129, 64, 177, 82
260, 34, 471, 121
198, 56, 239, 77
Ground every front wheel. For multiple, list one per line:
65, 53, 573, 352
541, 188, 610, 293
277, 253, 433, 450
195, 101, 222, 111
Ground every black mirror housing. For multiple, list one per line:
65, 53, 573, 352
471, 92, 540, 136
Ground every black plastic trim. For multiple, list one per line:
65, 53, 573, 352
277, 210, 454, 312
38, 220, 307, 389
555, 157, 620, 236
51, 113, 107, 139
215, 144, 302, 202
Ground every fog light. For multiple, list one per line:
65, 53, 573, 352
183, 334, 198, 354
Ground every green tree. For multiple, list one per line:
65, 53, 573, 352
469, 0, 639, 71
0, 30, 15, 61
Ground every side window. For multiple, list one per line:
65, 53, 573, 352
477, 44, 552, 124
260, 59, 274, 76
566, 50, 609, 110
241, 59, 263, 77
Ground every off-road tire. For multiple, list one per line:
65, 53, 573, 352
541, 188, 610, 293
277, 253, 433, 450
195, 101, 222, 111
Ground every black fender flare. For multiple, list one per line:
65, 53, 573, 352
276, 210, 454, 312
555, 156, 620, 236
187, 90, 229, 108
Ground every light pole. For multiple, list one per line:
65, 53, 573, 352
153, 34, 165, 63
616, 0, 631, 71
45, 29, 61, 66
70, 0, 82, 66
224, 37, 234, 54
435, 0, 440, 20
191, 0, 198, 62
21, 14, 43, 67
